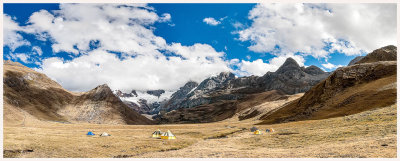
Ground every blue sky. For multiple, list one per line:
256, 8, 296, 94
3, 3, 396, 92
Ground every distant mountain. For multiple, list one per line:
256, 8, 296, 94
3, 60, 153, 126
259, 45, 397, 124
155, 57, 330, 123
348, 56, 365, 66
156, 90, 289, 124
112, 89, 173, 115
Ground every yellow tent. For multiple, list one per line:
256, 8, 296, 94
161, 130, 176, 139
254, 130, 262, 135
152, 129, 162, 138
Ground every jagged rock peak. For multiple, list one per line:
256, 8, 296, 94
89, 84, 114, 101
374, 45, 397, 55
94, 84, 111, 90
282, 57, 300, 68
304, 65, 325, 75
147, 90, 165, 97
131, 90, 138, 97
380, 45, 397, 51
275, 57, 301, 73
183, 81, 199, 88
216, 72, 236, 80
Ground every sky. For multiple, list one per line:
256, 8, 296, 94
3, 3, 397, 92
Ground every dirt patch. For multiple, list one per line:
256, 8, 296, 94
113, 154, 134, 158
4, 149, 34, 158
205, 128, 246, 140
277, 132, 300, 135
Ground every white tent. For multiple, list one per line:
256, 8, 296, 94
152, 129, 163, 138
100, 132, 111, 137
161, 130, 176, 139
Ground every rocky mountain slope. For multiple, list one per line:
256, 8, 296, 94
159, 58, 330, 114
113, 89, 172, 115
354, 45, 397, 64
111, 58, 329, 119
155, 90, 290, 124
348, 56, 365, 66
3, 60, 153, 126
153, 58, 330, 123
260, 45, 397, 124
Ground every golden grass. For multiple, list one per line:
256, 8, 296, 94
3, 103, 396, 158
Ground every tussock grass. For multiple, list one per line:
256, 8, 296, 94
4, 103, 396, 158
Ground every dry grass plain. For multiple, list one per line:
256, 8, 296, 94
3, 103, 397, 158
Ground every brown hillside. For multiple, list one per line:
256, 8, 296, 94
355, 45, 397, 64
259, 61, 397, 124
3, 61, 153, 126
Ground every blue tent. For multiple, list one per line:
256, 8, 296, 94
87, 131, 95, 136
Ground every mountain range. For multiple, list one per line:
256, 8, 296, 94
3, 45, 397, 125
116, 57, 330, 119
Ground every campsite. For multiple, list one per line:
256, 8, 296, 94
2, 3, 397, 158
3, 103, 396, 158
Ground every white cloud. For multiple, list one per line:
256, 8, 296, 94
23, 4, 167, 55
203, 17, 221, 26
32, 46, 43, 56
232, 54, 305, 76
322, 62, 343, 70
37, 48, 230, 92
15, 4, 233, 92
3, 15, 31, 51
1, 4, 234, 92
238, 3, 396, 58
9, 53, 30, 63
232, 21, 244, 29
159, 13, 171, 22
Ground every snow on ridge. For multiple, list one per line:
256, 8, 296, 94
114, 89, 174, 105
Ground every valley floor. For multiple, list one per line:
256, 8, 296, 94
3, 104, 397, 158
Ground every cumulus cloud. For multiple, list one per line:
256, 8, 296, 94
232, 54, 305, 76
23, 4, 167, 55
4, 15, 31, 51
159, 13, 171, 22
203, 17, 221, 26
321, 62, 343, 70
232, 21, 245, 29
32, 46, 43, 56
9, 53, 30, 63
37, 48, 230, 92
238, 3, 396, 58
13, 4, 232, 92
